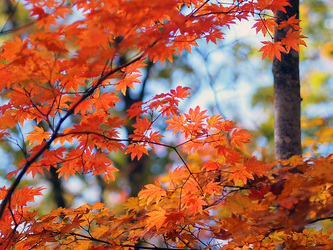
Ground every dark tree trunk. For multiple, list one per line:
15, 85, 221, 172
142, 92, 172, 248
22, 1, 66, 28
121, 56, 154, 197
273, 0, 302, 160
47, 166, 67, 208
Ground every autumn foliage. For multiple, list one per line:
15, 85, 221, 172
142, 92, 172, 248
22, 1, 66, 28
1, 0, 332, 249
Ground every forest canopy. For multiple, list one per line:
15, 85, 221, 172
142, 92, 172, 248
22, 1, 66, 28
1, 0, 332, 249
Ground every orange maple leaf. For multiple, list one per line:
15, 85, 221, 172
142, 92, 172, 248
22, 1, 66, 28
93, 89, 120, 112
26, 162, 44, 178
57, 161, 78, 180
168, 165, 187, 183
170, 86, 191, 99
127, 102, 145, 119
244, 156, 270, 177
258, 41, 287, 61
70, 95, 93, 115
11, 186, 45, 208
146, 209, 166, 231
252, 18, 277, 36
138, 181, 167, 205
268, 0, 291, 14
249, 183, 270, 200
231, 129, 253, 149
203, 161, 223, 171
227, 167, 254, 185
116, 73, 142, 96
181, 193, 207, 215
185, 106, 209, 126
203, 182, 221, 195
54, 127, 75, 146
25, 126, 52, 145
173, 36, 198, 56
217, 146, 243, 165
125, 143, 149, 160
205, 30, 224, 44
123, 197, 142, 213
60, 214, 85, 236
165, 113, 187, 135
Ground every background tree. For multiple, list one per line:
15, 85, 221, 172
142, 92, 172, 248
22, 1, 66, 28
273, 0, 302, 159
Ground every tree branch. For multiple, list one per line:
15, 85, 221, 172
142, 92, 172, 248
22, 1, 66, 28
0, 55, 143, 220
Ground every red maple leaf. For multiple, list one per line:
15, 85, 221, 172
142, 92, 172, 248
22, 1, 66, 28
281, 29, 307, 53
258, 41, 287, 61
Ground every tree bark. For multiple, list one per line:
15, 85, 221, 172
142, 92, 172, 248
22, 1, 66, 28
273, 0, 302, 160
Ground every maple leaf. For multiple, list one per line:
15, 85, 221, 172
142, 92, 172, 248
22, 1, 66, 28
11, 186, 45, 208
132, 116, 152, 134
91, 225, 109, 239
249, 183, 270, 200
185, 106, 209, 127
168, 165, 188, 183
258, 41, 287, 61
203, 161, 223, 171
127, 102, 145, 119
231, 129, 253, 149
227, 167, 254, 185
268, 0, 291, 14
30, 31, 68, 53
123, 197, 142, 213
2, 37, 29, 58
138, 181, 167, 205
69, 95, 93, 115
181, 193, 207, 215
56, 149, 82, 180
255, 0, 272, 11
116, 73, 142, 96
278, 14, 301, 30
215, 119, 236, 131
165, 114, 187, 135
146, 209, 167, 231
125, 143, 149, 160
252, 18, 277, 36
148, 131, 164, 148
148, 42, 175, 65
281, 29, 307, 53
166, 106, 208, 139
205, 30, 224, 44
26, 162, 44, 178
60, 214, 85, 236
170, 86, 191, 99
203, 182, 221, 195
54, 129, 74, 146
255, 0, 290, 14
55, 5, 72, 17
217, 146, 243, 165
93, 90, 120, 112
173, 36, 198, 56
25, 126, 52, 145
30, 5, 47, 19
244, 156, 269, 177
57, 162, 78, 180
78, 28, 111, 48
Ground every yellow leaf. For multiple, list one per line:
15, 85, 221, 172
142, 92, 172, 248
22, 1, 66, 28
123, 197, 142, 213
91, 224, 109, 238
